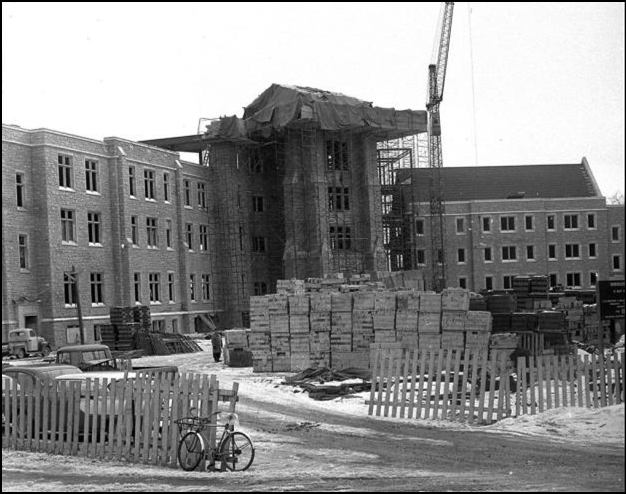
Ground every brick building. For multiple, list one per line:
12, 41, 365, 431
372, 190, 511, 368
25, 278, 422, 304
395, 161, 626, 291
2, 84, 426, 346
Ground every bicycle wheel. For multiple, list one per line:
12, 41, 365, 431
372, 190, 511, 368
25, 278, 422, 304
219, 431, 255, 472
177, 431, 205, 471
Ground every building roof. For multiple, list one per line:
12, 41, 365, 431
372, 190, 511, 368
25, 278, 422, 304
243, 83, 427, 138
397, 160, 602, 202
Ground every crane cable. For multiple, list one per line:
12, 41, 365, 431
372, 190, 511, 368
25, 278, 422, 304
468, 2, 479, 166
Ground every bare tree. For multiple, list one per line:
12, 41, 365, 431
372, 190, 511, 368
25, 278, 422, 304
607, 191, 625, 205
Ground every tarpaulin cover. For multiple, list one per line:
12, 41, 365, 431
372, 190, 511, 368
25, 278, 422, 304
212, 83, 428, 137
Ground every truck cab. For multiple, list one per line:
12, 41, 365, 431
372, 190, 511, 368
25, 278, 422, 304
55, 344, 129, 371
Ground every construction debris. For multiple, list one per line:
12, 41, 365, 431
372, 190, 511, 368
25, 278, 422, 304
282, 366, 372, 400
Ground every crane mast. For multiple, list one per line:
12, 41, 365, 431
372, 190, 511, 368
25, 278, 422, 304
427, 2, 454, 292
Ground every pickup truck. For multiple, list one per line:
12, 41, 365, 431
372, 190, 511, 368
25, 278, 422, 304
55, 344, 178, 377
2, 328, 52, 359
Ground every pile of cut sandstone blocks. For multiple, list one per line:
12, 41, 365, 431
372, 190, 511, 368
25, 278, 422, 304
249, 277, 513, 373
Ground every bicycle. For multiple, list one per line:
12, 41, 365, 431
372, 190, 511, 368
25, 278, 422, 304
175, 411, 255, 472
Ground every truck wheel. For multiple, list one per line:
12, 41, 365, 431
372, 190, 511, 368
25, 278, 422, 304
41, 346, 51, 357
16, 348, 26, 359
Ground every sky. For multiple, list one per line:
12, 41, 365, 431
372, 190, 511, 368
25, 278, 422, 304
2, 2, 625, 198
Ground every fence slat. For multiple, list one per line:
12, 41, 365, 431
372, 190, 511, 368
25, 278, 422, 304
407, 349, 419, 419
440, 349, 453, 421
432, 351, 445, 420
568, 355, 576, 407
167, 373, 182, 468
71, 382, 81, 456
496, 353, 505, 421
598, 354, 608, 407
150, 375, 163, 465
544, 356, 553, 411
582, 354, 591, 408
448, 350, 461, 421
590, 355, 600, 408
368, 347, 380, 416
613, 353, 622, 405
467, 352, 480, 424
383, 349, 395, 418
476, 351, 489, 423
415, 350, 427, 420
486, 352, 498, 423
423, 351, 437, 420
391, 351, 403, 418
551, 355, 559, 409
537, 355, 545, 413
399, 349, 411, 419
458, 351, 470, 421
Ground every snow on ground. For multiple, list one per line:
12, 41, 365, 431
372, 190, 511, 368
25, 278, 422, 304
129, 338, 625, 446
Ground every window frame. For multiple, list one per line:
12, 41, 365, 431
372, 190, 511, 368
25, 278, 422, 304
85, 159, 99, 194
58, 154, 74, 190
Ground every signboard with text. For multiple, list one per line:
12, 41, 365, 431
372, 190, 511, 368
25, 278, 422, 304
597, 280, 626, 320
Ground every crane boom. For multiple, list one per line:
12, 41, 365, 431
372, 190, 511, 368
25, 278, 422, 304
427, 1, 454, 292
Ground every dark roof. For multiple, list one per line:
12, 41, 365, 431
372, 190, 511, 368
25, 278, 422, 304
397, 162, 601, 201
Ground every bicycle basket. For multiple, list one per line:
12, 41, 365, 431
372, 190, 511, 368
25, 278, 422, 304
174, 416, 210, 435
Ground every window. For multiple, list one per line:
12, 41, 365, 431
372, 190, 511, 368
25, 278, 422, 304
484, 247, 492, 262
382, 194, 393, 215
134, 273, 141, 304
526, 245, 535, 260
459, 278, 467, 289
566, 272, 582, 288
500, 216, 516, 232
90, 273, 104, 305
549, 273, 558, 288
502, 246, 517, 261
163, 173, 170, 202
587, 213, 596, 229
254, 282, 268, 296
565, 244, 580, 259
253, 196, 264, 213
197, 182, 207, 209
199, 225, 209, 251
525, 215, 534, 231
144, 170, 156, 200
456, 218, 465, 234
85, 159, 98, 193
482, 217, 491, 232
201, 274, 211, 300
328, 187, 350, 211
58, 154, 73, 189
185, 223, 193, 250
131, 216, 138, 246
252, 237, 266, 253
87, 212, 101, 244
16, 173, 25, 208
64, 272, 77, 305
149, 273, 160, 303
330, 226, 351, 250
183, 180, 191, 207
146, 217, 158, 248
485, 276, 493, 291
589, 243, 597, 258
189, 274, 196, 302
60, 209, 76, 243
416, 219, 425, 236
589, 271, 598, 287
503, 275, 515, 289
168, 273, 175, 302
18, 234, 29, 270
611, 226, 620, 242
129, 166, 136, 197
166, 220, 173, 249
613, 255, 622, 271
436, 249, 444, 264
548, 244, 557, 260
547, 215, 555, 231
564, 214, 578, 230
326, 140, 349, 170
457, 248, 466, 264
417, 249, 426, 265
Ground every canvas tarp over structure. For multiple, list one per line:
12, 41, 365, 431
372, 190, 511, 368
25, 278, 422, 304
203, 84, 427, 140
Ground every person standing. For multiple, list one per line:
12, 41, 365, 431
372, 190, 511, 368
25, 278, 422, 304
211, 331, 223, 362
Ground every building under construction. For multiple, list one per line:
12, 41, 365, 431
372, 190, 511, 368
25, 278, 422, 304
1, 84, 428, 346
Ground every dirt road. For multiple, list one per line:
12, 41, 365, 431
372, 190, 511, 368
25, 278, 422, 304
2, 390, 625, 492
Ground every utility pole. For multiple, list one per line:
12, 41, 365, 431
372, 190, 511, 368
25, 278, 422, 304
70, 265, 85, 344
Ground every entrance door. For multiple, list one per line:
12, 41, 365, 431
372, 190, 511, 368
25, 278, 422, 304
24, 315, 38, 331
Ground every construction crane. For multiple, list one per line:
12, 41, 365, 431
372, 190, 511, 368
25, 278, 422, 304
426, 2, 454, 292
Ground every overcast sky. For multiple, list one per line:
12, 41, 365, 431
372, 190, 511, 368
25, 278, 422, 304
2, 2, 625, 198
